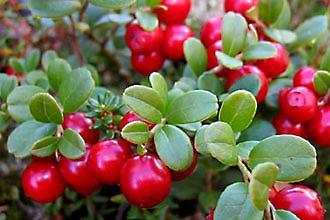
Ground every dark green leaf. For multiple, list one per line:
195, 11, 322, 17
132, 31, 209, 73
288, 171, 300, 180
27, 0, 81, 18
47, 58, 72, 91
0, 74, 17, 101
242, 42, 277, 60
263, 28, 297, 44
58, 128, 86, 159
121, 121, 149, 144
136, 10, 158, 31
216, 51, 243, 70
197, 72, 225, 96
89, 0, 136, 9
229, 74, 261, 97
30, 136, 57, 157
313, 71, 330, 95
265, 78, 292, 109
321, 46, 330, 72
26, 49, 40, 72
272, 0, 291, 29
239, 119, 276, 142
9, 58, 25, 73
258, 0, 285, 25
184, 38, 208, 76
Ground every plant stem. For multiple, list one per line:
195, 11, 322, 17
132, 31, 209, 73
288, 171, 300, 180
237, 158, 252, 183
68, 15, 84, 66
78, 0, 89, 21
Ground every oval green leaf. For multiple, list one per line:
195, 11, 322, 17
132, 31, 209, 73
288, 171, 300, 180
58, 128, 86, 159
26, 49, 41, 72
27, 0, 81, 18
242, 42, 277, 60
42, 50, 58, 70
265, 78, 292, 109
197, 72, 225, 96
30, 136, 57, 158
194, 125, 211, 156
274, 210, 300, 220
321, 46, 330, 72
313, 71, 330, 95
216, 51, 243, 70
238, 119, 276, 142
47, 58, 72, 91
136, 10, 159, 31
0, 74, 17, 101
263, 28, 297, 44
229, 74, 261, 97
237, 141, 259, 160
149, 72, 168, 106
121, 121, 149, 144
184, 38, 208, 76
89, 0, 136, 9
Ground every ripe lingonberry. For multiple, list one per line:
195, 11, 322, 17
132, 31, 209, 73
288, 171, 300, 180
224, 0, 258, 18
6, 67, 17, 76
279, 86, 318, 123
89, 139, 133, 185
207, 41, 225, 76
272, 185, 324, 220
63, 112, 100, 144
155, 0, 191, 25
170, 149, 198, 181
59, 147, 101, 196
125, 21, 163, 54
200, 17, 222, 47
22, 160, 66, 203
120, 111, 154, 131
120, 153, 171, 208
273, 112, 307, 138
131, 51, 165, 76
293, 67, 317, 93
226, 65, 269, 103
254, 42, 289, 78
162, 24, 194, 60
206, 208, 215, 220
307, 106, 330, 147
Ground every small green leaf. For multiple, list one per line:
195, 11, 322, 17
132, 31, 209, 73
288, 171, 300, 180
222, 12, 248, 57
149, 72, 168, 107
89, 0, 136, 9
42, 50, 58, 70
249, 135, 317, 182
271, 0, 291, 29
216, 51, 243, 70
205, 122, 238, 166
7, 120, 57, 158
0, 74, 17, 101
121, 121, 149, 144
58, 128, 86, 159
313, 71, 330, 95
29, 93, 63, 124
194, 125, 211, 156
239, 119, 276, 142
259, 0, 285, 25
145, 0, 161, 7
167, 90, 219, 125
47, 58, 72, 91
237, 141, 259, 160
229, 74, 261, 97
197, 72, 225, 96
173, 77, 197, 92
274, 210, 300, 220
30, 136, 57, 157
25, 49, 40, 72
136, 9, 158, 31
59, 68, 95, 113
220, 90, 257, 132
249, 162, 279, 210
9, 58, 25, 73
7, 85, 44, 122
155, 125, 194, 171
214, 183, 263, 220
263, 28, 297, 44
177, 122, 201, 133
27, 0, 81, 18
321, 46, 330, 72
265, 78, 292, 109
184, 38, 208, 76
242, 42, 277, 60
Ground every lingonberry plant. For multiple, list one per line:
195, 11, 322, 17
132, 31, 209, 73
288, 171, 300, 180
1, 0, 330, 219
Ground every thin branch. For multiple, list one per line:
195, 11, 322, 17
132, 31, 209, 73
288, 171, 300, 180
68, 15, 84, 66
78, 0, 89, 21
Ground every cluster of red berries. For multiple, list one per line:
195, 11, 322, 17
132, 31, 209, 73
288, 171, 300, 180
273, 66, 330, 148
125, 0, 193, 76
22, 111, 197, 208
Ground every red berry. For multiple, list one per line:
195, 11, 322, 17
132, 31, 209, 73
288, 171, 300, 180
120, 111, 154, 131
59, 147, 101, 196
89, 139, 133, 185
120, 153, 171, 208
200, 17, 222, 47
226, 65, 269, 103
162, 24, 194, 60
293, 67, 317, 93
254, 42, 289, 78
272, 185, 324, 220
279, 86, 318, 123
269, 186, 278, 202
131, 51, 165, 76
224, 0, 258, 18
273, 112, 307, 138
207, 41, 225, 76
155, 0, 191, 25
63, 112, 100, 144
170, 149, 198, 181
307, 106, 330, 147
206, 208, 215, 220
6, 66, 17, 76
22, 160, 66, 203
125, 21, 163, 54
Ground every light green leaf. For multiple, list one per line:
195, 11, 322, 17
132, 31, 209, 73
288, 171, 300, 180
197, 72, 225, 96
58, 128, 86, 159
136, 9, 158, 31
47, 58, 72, 91
149, 72, 168, 107
313, 71, 330, 95
237, 141, 259, 160
184, 38, 208, 76
30, 136, 57, 158
238, 119, 276, 142
263, 28, 297, 44
0, 74, 17, 101
274, 210, 300, 220
42, 50, 58, 70
121, 121, 149, 144
265, 78, 292, 109
89, 0, 136, 9
229, 74, 261, 97
25, 49, 41, 72
216, 51, 243, 70
242, 42, 277, 60
27, 0, 81, 18
194, 125, 211, 156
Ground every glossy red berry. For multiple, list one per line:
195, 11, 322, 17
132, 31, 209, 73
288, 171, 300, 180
89, 139, 133, 185
22, 160, 66, 204
131, 51, 165, 76
6, 66, 17, 76
125, 21, 163, 54
170, 149, 198, 181
206, 208, 215, 220
254, 42, 289, 78
120, 153, 171, 208
120, 111, 154, 131
59, 147, 101, 196
200, 17, 222, 47
279, 86, 318, 123
307, 106, 330, 147
162, 24, 194, 60
63, 112, 100, 144
293, 67, 317, 93
155, 0, 191, 25
269, 186, 278, 202
272, 185, 324, 220
273, 112, 307, 138
224, 0, 258, 18
207, 41, 224, 74
226, 65, 269, 103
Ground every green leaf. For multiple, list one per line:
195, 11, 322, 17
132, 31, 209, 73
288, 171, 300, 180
89, 0, 136, 9
259, 0, 285, 25
7, 120, 57, 158
27, 0, 81, 18
0, 112, 10, 132
197, 72, 225, 96
229, 74, 261, 97
29, 93, 63, 124
7, 85, 44, 122
313, 71, 330, 95
220, 90, 257, 132
85, 65, 100, 87
149, 72, 168, 107
265, 78, 292, 109
154, 125, 194, 171
9, 58, 25, 73
176, 122, 201, 133
173, 77, 197, 92
321, 46, 330, 72
58, 128, 86, 159
239, 119, 276, 142
0, 74, 17, 101
30, 136, 57, 158
167, 90, 219, 125
237, 141, 259, 160
136, 9, 158, 31
249, 135, 317, 182
205, 122, 238, 166
249, 162, 279, 210
214, 183, 263, 220
25, 49, 40, 72
184, 38, 207, 76
47, 58, 72, 91
59, 68, 95, 113
121, 121, 149, 144
216, 52, 243, 70
242, 42, 277, 60
222, 12, 248, 57
194, 125, 211, 156
274, 210, 300, 220
145, 0, 161, 7
271, 0, 291, 29
263, 28, 297, 44
42, 50, 58, 70
123, 85, 165, 123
